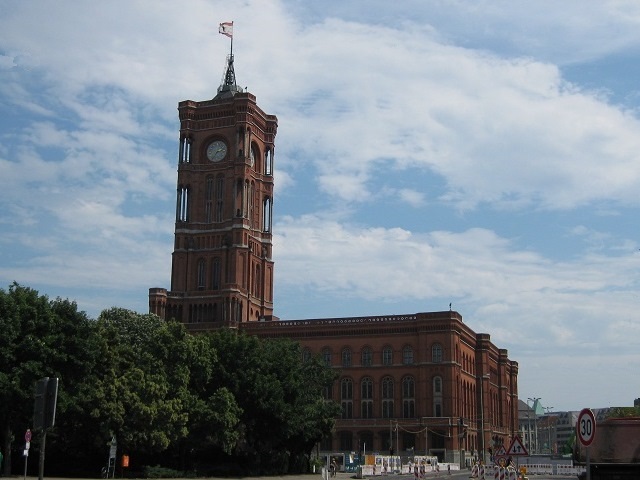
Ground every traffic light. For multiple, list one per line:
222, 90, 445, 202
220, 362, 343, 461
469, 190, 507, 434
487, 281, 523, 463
33, 377, 58, 431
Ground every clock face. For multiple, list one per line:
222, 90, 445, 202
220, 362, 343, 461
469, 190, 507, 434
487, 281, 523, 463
206, 140, 227, 162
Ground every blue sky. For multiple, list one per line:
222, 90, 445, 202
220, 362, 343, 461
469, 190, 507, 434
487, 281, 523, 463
1, 0, 639, 412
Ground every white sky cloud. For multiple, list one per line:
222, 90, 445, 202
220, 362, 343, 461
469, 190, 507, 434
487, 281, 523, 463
1, 0, 639, 411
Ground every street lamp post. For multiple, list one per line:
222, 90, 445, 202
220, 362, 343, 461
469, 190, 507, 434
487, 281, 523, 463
527, 397, 541, 454
527, 411, 531, 452
479, 374, 490, 464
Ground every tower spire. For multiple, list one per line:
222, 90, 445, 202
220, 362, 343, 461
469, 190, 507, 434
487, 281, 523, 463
216, 21, 242, 98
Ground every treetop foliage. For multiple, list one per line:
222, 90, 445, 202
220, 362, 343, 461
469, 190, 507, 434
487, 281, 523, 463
0, 283, 338, 476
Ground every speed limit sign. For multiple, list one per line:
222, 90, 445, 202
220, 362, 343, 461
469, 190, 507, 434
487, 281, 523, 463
577, 408, 596, 446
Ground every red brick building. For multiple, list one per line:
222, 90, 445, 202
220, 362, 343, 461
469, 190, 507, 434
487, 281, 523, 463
149, 53, 519, 465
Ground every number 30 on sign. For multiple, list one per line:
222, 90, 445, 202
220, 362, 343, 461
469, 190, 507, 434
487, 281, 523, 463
577, 408, 596, 446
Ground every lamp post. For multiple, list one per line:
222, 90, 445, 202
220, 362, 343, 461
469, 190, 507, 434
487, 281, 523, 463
395, 422, 399, 472
526, 410, 531, 452
544, 407, 554, 454
479, 374, 490, 463
527, 397, 541, 454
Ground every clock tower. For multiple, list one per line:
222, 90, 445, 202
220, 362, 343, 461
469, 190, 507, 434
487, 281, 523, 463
150, 52, 278, 329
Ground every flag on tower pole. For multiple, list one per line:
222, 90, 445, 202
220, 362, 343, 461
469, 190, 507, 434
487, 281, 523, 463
219, 21, 233, 38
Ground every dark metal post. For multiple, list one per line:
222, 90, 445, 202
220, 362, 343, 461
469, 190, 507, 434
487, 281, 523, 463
38, 431, 46, 480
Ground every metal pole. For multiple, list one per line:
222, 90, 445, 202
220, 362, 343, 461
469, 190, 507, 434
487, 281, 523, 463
527, 397, 541, 454
425, 423, 428, 457
527, 411, 531, 452
394, 422, 398, 472
38, 431, 46, 480
479, 379, 484, 463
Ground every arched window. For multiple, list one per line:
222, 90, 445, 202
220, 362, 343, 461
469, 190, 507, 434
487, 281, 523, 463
176, 186, 189, 222
250, 144, 258, 170
402, 346, 414, 365
302, 348, 312, 362
342, 348, 352, 367
197, 258, 206, 289
249, 181, 255, 224
205, 176, 214, 223
254, 264, 261, 297
382, 346, 393, 365
211, 258, 221, 290
432, 343, 443, 363
361, 347, 373, 366
215, 176, 224, 222
263, 197, 272, 232
433, 376, 443, 417
361, 377, 373, 419
339, 431, 353, 451
341, 378, 353, 419
359, 432, 374, 454
322, 347, 332, 366
434, 376, 442, 394
402, 376, 415, 418
381, 377, 394, 418
265, 149, 273, 176
179, 136, 191, 163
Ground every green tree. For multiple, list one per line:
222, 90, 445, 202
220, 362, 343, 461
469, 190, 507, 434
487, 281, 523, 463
1, 284, 339, 477
0, 283, 96, 476
606, 406, 640, 418
208, 329, 340, 474
88, 308, 190, 456
177, 332, 242, 465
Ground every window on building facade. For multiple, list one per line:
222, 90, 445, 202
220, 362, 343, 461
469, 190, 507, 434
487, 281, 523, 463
361, 347, 372, 366
432, 343, 443, 363
211, 258, 221, 290
322, 347, 331, 366
433, 376, 443, 417
382, 377, 394, 418
197, 258, 206, 289
263, 197, 272, 232
402, 346, 414, 365
361, 377, 373, 419
179, 136, 191, 163
253, 264, 261, 297
382, 346, 393, 365
402, 432, 416, 450
339, 431, 353, 451
302, 348, 312, 362
265, 149, 273, 176
177, 186, 189, 222
215, 176, 224, 222
341, 378, 353, 419
359, 432, 374, 453
402, 376, 415, 418
322, 384, 333, 401
342, 348, 352, 367
205, 176, 214, 223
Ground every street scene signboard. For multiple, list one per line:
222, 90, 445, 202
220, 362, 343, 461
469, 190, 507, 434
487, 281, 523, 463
506, 435, 529, 456
577, 408, 596, 447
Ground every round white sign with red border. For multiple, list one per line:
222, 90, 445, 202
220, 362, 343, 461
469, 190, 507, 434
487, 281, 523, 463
577, 408, 596, 446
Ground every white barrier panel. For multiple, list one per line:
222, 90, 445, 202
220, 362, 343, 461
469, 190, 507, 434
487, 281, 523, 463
492, 467, 518, 480
556, 464, 587, 476
360, 465, 374, 476
524, 463, 553, 474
